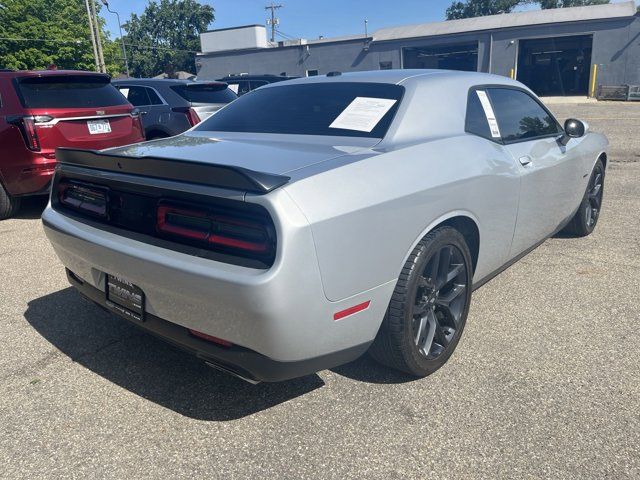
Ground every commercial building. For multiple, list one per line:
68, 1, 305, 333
196, 1, 640, 97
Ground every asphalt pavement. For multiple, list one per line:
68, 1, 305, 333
1, 101, 638, 479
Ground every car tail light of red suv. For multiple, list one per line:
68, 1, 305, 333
0, 70, 146, 219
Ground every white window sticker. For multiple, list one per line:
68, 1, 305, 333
329, 97, 397, 132
476, 90, 501, 138
228, 83, 239, 94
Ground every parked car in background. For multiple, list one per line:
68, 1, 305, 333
0, 70, 145, 220
112, 79, 236, 139
42, 70, 607, 383
216, 74, 298, 96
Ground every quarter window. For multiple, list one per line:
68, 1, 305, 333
465, 90, 493, 140
146, 88, 163, 105
487, 88, 561, 142
119, 86, 150, 107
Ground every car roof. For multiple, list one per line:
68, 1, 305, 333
0, 69, 110, 79
219, 75, 297, 81
267, 69, 522, 88
112, 78, 227, 86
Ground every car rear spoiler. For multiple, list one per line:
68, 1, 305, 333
55, 148, 291, 194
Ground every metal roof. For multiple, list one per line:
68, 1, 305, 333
373, 1, 638, 42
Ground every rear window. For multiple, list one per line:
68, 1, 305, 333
15, 75, 129, 109
195, 82, 404, 138
170, 83, 237, 104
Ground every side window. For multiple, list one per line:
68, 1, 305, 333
145, 88, 163, 105
249, 80, 268, 90
120, 86, 150, 107
488, 88, 561, 143
237, 81, 251, 96
465, 90, 492, 140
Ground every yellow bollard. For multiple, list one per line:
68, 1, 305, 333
590, 64, 598, 98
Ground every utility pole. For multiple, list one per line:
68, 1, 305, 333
265, 3, 283, 43
84, 0, 100, 71
101, 0, 130, 77
89, 0, 106, 72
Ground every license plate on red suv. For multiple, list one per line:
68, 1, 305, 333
105, 274, 145, 322
87, 119, 111, 134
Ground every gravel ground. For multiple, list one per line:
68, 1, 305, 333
0, 101, 638, 479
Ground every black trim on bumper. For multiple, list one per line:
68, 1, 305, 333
18, 180, 52, 197
65, 269, 371, 383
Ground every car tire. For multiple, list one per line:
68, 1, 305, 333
0, 182, 21, 220
563, 158, 605, 237
369, 226, 473, 377
147, 132, 169, 140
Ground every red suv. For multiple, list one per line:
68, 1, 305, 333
0, 70, 145, 219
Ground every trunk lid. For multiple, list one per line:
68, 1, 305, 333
106, 131, 379, 176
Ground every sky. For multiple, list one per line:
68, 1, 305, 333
100, 0, 480, 39
101, 0, 636, 40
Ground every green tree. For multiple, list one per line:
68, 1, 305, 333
538, 0, 609, 8
446, 0, 610, 19
122, 0, 214, 78
0, 0, 122, 74
446, 0, 523, 19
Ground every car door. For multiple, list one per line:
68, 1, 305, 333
487, 87, 584, 257
117, 85, 167, 135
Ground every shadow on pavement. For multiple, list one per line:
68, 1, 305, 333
24, 287, 324, 421
14, 196, 48, 220
330, 354, 417, 384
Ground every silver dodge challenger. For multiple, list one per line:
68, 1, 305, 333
42, 70, 608, 383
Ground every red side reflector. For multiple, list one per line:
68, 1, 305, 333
188, 329, 233, 347
333, 301, 371, 321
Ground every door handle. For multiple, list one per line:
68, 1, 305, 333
519, 155, 532, 166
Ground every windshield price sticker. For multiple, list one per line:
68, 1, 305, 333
329, 97, 397, 132
476, 90, 501, 138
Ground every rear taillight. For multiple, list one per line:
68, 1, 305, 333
8, 115, 41, 151
157, 203, 271, 254
172, 106, 201, 126
131, 109, 146, 139
58, 182, 108, 218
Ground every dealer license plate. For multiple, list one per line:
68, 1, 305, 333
105, 274, 145, 322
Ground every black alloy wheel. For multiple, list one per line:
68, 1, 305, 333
412, 244, 468, 360
563, 158, 605, 237
370, 226, 473, 377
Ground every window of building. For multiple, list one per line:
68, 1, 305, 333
488, 88, 561, 143
306, 69, 319, 77
402, 42, 478, 72
379, 61, 393, 70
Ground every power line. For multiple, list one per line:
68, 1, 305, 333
0, 36, 87, 44
0, 36, 198, 53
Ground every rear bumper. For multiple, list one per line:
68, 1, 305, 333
67, 268, 370, 382
2, 155, 56, 196
42, 202, 394, 374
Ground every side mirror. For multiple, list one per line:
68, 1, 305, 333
559, 118, 587, 146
